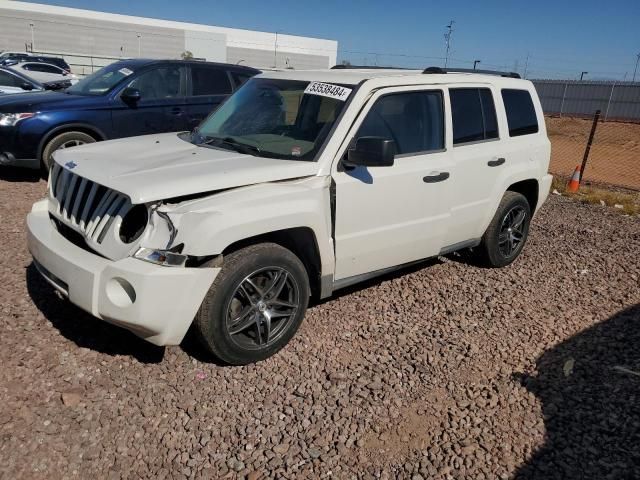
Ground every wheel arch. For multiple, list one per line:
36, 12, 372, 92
506, 178, 539, 214
37, 123, 107, 161
221, 227, 323, 299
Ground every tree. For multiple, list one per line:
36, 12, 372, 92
181, 51, 194, 60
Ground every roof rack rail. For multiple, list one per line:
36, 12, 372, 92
422, 66, 521, 79
331, 65, 405, 70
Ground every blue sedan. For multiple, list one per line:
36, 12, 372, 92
0, 58, 259, 171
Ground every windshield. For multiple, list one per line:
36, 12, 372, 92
66, 63, 135, 96
193, 78, 353, 161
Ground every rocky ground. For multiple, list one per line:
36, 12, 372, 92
1, 171, 639, 479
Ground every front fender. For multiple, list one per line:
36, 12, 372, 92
146, 176, 335, 277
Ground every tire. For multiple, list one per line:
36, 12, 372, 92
476, 191, 531, 268
194, 243, 310, 365
41, 131, 96, 172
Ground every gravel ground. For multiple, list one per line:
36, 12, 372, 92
1, 171, 639, 479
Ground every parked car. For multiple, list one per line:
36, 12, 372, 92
0, 66, 45, 94
0, 59, 260, 170
8, 61, 78, 86
26, 67, 552, 365
0, 52, 71, 72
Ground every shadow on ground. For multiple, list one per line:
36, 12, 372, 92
0, 166, 42, 183
514, 303, 640, 479
26, 263, 165, 364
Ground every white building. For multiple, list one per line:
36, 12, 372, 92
0, 1, 338, 74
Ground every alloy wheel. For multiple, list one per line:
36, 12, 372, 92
498, 205, 527, 258
225, 267, 300, 350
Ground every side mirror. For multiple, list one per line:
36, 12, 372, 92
121, 87, 141, 103
345, 136, 396, 168
21, 82, 34, 91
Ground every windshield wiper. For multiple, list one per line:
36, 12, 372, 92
199, 136, 263, 157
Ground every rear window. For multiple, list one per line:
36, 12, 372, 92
450, 88, 499, 145
191, 66, 232, 96
501, 89, 539, 136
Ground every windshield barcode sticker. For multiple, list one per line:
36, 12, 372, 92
118, 68, 133, 76
304, 82, 352, 101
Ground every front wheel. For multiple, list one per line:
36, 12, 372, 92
476, 191, 531, 267
194, 243, 310, 365
41, 131, 96, 172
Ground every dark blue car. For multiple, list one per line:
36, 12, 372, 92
0, 59, 259, 171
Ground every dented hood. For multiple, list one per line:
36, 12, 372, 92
52, 132, 321, 204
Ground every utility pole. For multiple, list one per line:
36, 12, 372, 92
580, 71, 588, 81
137, 33, 141, 57
473, 59, 481, 70
633, 53, 640, 83
444, 20, 455, 68
29, 22, 35, 52
523, 52, 530, 79
273, 31, 279, 68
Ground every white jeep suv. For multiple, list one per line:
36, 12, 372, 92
27, 66, 552, 364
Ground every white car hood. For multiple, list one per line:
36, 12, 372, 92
52, 132, 321, 204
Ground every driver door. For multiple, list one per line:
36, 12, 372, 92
111, 65, 186, 138
332, 87, 453, 281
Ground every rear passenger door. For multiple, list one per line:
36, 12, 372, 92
333, 87, 453, 280
444, 86, 505, 246
185, 65, 233, 129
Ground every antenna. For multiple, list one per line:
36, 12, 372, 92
444, 20, 455, 68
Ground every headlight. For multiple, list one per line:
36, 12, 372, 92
119, 204, 149, 243
0, 113, 35, 126
134, 245, 187, 267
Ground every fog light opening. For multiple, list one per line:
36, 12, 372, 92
106, 277, 137, 308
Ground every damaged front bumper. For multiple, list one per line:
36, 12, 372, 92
27, 199, 219, 346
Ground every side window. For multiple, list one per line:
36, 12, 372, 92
0, 71, 21, 87
231, 72, 252, 89
191, 66, 232, 96
355, 91, 444, 155
501, 89, 539, 136
25, 63, 59, 74
450, 88, 499, 145
128, 66, 182, 100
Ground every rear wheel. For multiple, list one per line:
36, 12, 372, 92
194, 243, 310, 365
41, 131, 96, 173
476, 191, 531, 267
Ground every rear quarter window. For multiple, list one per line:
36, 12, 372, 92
191, 66, 232, 96
501, 89, 539, 137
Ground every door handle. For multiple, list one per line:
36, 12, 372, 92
488, 157, 505, 167
170, 107, 184, 115
423, 171, 450, 183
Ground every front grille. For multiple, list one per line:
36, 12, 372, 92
49, 162, 131, 245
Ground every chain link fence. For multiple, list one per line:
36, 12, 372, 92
546, 114, 640, 191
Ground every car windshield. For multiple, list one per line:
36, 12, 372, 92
66, 63, 135, 96
193, 78, 353, 161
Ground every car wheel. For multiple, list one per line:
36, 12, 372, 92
194, 243, 310, 365
477, 191, 531, 268
41, 131, 96, 173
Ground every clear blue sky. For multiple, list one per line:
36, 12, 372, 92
25, 0, 640, 80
